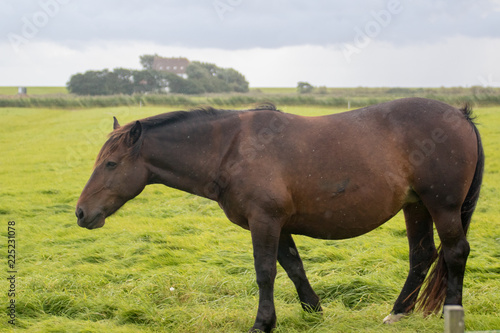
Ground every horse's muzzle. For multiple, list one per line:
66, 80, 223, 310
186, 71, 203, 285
76, 207, 105, 229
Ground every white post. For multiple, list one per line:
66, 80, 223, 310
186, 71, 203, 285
444, 305, 464, 333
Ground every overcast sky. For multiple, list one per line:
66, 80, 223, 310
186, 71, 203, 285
1, 0, 500, 87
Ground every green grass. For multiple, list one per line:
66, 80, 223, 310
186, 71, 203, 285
2, 86, 500, 108
0, 104, 499, 332
251, 87, 297, 94
0, 87, 68, 95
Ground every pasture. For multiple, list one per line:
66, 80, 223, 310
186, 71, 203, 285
0, 87, 68, 96
0, 104, 499, 332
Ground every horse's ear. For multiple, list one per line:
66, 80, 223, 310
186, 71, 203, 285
113, 117, 120, 130
128, 121, 142, 146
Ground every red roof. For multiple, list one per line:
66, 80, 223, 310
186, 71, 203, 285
152, 57, 190, 74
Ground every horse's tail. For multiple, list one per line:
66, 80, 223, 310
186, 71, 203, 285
416, 104, 485, 315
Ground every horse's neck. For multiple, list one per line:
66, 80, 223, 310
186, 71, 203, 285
143, 119, 235, 200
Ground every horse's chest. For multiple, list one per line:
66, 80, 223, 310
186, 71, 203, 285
217, 201, 250, 230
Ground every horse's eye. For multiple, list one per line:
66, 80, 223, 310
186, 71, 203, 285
106, 161, 117, 169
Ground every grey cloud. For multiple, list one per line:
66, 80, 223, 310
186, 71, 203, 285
2, 0, 500, 50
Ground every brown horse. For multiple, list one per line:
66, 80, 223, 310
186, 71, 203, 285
76, 97, 483, 332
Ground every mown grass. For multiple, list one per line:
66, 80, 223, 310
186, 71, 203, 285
0, 104, 499, 332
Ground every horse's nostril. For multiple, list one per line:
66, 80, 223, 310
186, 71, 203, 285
76, 207, 84, 220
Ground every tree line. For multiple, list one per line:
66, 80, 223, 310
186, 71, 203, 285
67, 57, 249, 95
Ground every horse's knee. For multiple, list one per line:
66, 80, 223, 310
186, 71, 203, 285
443, 238, 470, 268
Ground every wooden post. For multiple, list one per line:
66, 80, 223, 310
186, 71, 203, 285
444, 305, 464, 333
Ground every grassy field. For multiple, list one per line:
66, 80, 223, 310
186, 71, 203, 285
0, 87, 68, 96
0, 104, 499, 332
2, 86, 500, 109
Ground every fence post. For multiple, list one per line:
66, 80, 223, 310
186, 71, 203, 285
444, 305, 464, 333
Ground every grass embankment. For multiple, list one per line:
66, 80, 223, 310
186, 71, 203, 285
1, 86, 500, 108
0, 105, 499, 332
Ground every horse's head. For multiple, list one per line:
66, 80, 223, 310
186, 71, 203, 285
76, 118, 149, 229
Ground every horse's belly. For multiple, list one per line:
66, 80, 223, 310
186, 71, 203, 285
284, 209, 394, 240
283, 211, 393, 239
282, 163, 411, 239
283, 188, 405, 240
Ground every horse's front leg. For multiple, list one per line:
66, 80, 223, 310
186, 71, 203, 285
249, 214, 282, 333
278, 233, 322, 312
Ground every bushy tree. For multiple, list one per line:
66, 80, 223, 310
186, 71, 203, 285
139, 54, 157, 70
184, 61, 249, 93
297, 81, 314, 94
67, 59, 249, 95
67, 69, 131, 95
111, 68, 135, 94
223, 68, 250, 93
163, 72, 204, 94
68, 69, 159, 95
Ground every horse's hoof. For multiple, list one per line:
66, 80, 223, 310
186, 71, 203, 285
302, 302, 323, 313
383, 313, 405, 324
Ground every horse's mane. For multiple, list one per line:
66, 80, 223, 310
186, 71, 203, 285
94, 104, 280, 168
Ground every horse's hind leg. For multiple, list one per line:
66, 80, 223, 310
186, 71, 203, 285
430, 208, 470, 307
277, 233, 322, 312
384, 202, 436, 324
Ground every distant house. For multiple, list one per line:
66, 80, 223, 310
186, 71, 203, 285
152, 56, 190, 79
